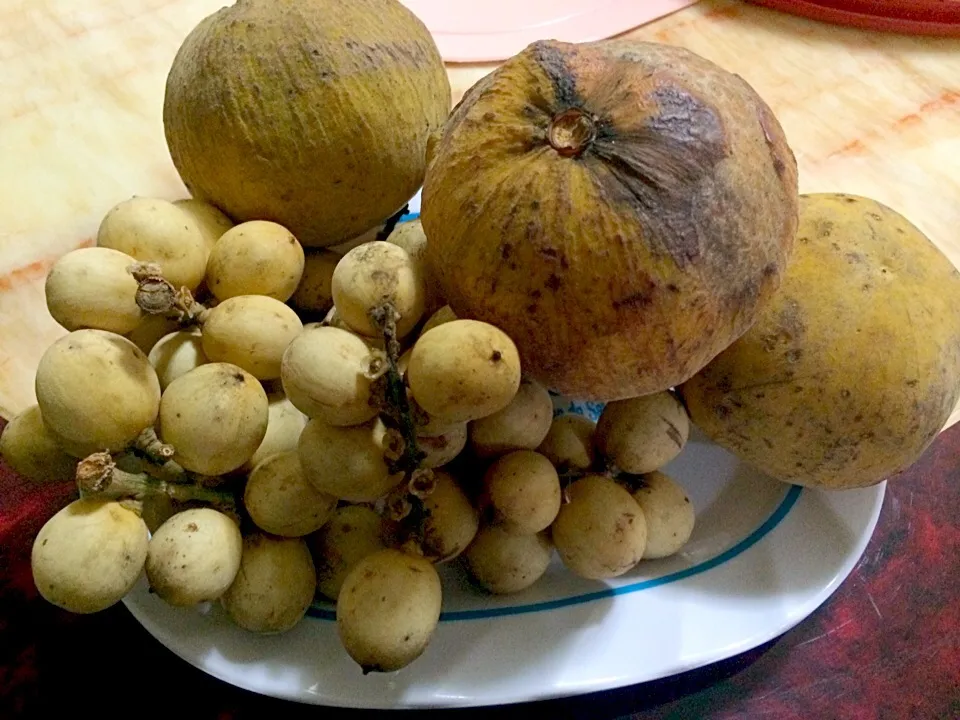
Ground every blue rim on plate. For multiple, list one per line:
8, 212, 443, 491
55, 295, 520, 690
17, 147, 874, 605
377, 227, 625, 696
307, 484, 803, 622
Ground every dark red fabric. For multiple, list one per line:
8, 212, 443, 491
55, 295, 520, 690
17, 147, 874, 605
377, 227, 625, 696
1, 417, 957, 719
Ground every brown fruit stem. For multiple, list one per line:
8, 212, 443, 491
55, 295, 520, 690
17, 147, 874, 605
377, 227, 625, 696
369, 302, 424, 475
383, 484, 414, 522
130, 427, 190, 482
408, 468, 437, 499
556, 458, 620, 492
612, 471, 650, 493
76, 452, 236, 513
133, 427, 173, 462
548, 108, 596, 158
129, 263, 208, 324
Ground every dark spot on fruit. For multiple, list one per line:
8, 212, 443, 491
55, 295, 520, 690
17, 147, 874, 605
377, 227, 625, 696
590, 84, 725, 268
42, 539, 47, 547
531, 41, 578, 107
816, 220, 834, 238
785, 349, 802, 363
795, 461, 804, 468
840, 389, 851, 398
546, 274, 562, 292
531, 200, 540, 210
233, 372, 245, 382
714, 405, 730, 419
525, 222, 541, 241
845, 252, 864, 264
862, 283, 872, 291
717, 375, 733, 393
667, 283, 680, 293
785, 419, 794, 427
508, 262, 518, 271
176, 413, 181, 419
798, 236, 810, 244
763, 263, 777, 277
185, 523, 198, 532
844, 197, 857, 203
539, 246, 559, 259
684, 497, 690, 503
500, 244, 513, 260
483, 111, 496, 122
868, 212, 883, 221
793, 385, 803, 393
663, 418, 684, 448
906, 379, 919, 387
403, 634, 411, 642
613, 290, 654, 310
854, 413, 864, 422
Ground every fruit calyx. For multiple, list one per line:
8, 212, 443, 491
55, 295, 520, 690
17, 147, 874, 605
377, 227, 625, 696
548, 108, 596, 158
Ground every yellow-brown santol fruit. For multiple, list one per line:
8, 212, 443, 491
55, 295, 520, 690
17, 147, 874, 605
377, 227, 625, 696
163, 0, 451, 248
421, 39, 798, 401
680, 194, 960, 489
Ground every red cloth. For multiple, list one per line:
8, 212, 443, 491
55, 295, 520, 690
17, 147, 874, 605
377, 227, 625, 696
1, 417, 958, 718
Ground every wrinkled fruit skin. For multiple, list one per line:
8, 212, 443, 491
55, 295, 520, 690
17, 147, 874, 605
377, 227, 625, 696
422, 39, 798, 401
164, 0, 451, 248
680, 193, 960, 489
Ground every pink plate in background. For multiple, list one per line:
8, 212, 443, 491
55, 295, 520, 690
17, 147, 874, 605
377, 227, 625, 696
399, 0, 700, 62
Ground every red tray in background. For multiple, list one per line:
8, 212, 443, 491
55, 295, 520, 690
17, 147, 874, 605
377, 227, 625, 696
750, 0, 960, 36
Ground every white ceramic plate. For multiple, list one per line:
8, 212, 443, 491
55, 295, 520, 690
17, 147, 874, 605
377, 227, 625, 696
123, 385, 885, 709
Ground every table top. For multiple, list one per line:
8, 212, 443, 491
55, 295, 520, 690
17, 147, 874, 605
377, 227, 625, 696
1, 0, 959, 716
